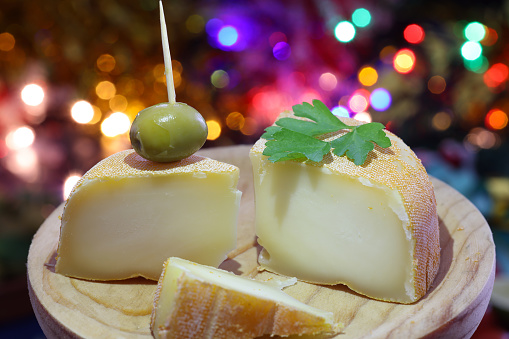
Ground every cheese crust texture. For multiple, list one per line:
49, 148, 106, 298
250, 113, 440, 304
151, 257, 341, 339
55, 149, 241, 281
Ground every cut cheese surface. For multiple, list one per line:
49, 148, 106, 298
151, 257, 341, 339
250, 112, 440, 304
55, 149, 241, 281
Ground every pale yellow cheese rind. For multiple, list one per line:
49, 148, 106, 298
55, 149, 241, 281
250, 112, 440, 303
151, 257, 341, 339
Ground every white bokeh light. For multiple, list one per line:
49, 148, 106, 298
21, 84, 45, 106
101, 112, 131, 137
71, 100, 94, 124
5, 126, 35, 150
63, 174, 82, 200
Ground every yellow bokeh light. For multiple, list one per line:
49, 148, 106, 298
6, 126, 35, 150
21, 84, 45, 106
153, 63, 166, 81
0, 32, 15, 51
96, 54, 116, 73
109, 94, 128, 112
393, 49, 416, 74
380, 45, 397, 64
186, 14, 205, 34
96, 81, 116, 100
206, 120, 221, 140
126, 100, 146, 118
101, 112, 130, 137
318, 72, 338, 91
63, 174, 81, 200
172, 60, 183, 74
358, 66, 378, 86
428, 75, 446, 94
432, 111, 452, 131
240, 117, 259, 135
226, 112, 245, 130
71, 100, 94, 124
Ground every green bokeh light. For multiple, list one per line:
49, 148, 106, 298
463, 55, 489, 73
464, 22, 486, 42
352, 8, 371, 28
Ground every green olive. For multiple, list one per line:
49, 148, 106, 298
130, 102, 208, 162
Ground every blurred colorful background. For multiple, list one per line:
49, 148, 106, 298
1, 0, 509, 336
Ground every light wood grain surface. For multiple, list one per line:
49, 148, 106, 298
27, 145, 496, 338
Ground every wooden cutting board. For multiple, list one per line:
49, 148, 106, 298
27, 145, 496, 338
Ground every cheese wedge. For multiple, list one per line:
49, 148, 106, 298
55, 149, 241, 281
250, 112, 440, 304
151, 257, 341, 339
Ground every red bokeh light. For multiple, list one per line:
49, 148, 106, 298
483, 63, 509, 88
403, 24, 425, 44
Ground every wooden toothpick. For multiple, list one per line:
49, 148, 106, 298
159, 1, 176, 104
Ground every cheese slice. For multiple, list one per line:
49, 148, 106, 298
55, 149, 241, 281
151, 257, 341, 339
250, 112, 440, 304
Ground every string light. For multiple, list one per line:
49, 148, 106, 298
273, 41, 291, 60
21, 84, 44, 106
403, 24, 425, 44
71, 100, 94, 124
211, 70, 230, 88
6, 126, 35, 150
428, 75, 447, 94
217, 25, 239, 47
319, 72, 338, 91
432, 112, 452, 131
63, 174, 81, 200
185, 14, 205, 34
485, 109, 508, 130
369, 88, 392, 111
226, 112, 245, 130
100, 112, 130, 137
269, 32, 287, 47
331, 106, 350, 117
393, 49, 416, 74
206, 120, 221, 140
358, 66, 378, 86
334, 21, 356, 43
464, 22, 486, 42
349, 89, 370, 112
96, 54, 116, 72
353, 112, 372, 123
483, 63, 509, 88
464, 55, 489, 73
461, 41, 482, 61
96, 81, 116, 100
0, 32, 15, 51
351, 8, 371, 28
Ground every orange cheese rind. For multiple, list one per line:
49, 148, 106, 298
151, 257, 342, 339
251, 111, 440, 303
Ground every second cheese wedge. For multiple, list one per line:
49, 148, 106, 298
250, 113, 440, 304
151, 257, 341, 339
55, 149, 241, 281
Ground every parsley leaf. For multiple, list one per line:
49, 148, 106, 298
276, 99, 348, 137
331, 122, 391, 165
261, 99, 392, 166
263, 129, 331, 162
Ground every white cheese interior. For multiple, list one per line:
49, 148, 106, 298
56, 173, 241, 280
251, 155, 415, 302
